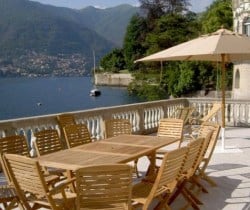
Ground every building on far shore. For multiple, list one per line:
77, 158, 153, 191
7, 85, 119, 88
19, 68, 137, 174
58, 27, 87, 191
232, 0, 250, 99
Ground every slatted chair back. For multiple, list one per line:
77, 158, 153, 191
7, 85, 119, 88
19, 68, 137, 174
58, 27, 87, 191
0, 152, 22, 209
5, 153, 47, 209
0, 135, 30, 157
105, 119, 132, 138
196, 122, 221, 186
157, 118, 184, 147
57, 113, 76, 129
198, 122, 221, 160
63, 124, 92, 148
34, 129, 64, 156
153, 147, 188, 196
200, 103, 221, 123
75, 164, 133, 210
172, 107, 195, 125
166, 132, 213, 209
56, 113, 76, 148
4, 153, 76, 210
181, 137, 204, 179
132, 147, 188, 209
104, 119, 140, 177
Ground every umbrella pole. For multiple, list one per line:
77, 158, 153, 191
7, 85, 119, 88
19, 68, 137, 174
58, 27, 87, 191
160, 61, 163, 83
221, 54, 226, 150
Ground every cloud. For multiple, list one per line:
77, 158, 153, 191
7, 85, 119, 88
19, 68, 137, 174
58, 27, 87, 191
93, 5, 106, 9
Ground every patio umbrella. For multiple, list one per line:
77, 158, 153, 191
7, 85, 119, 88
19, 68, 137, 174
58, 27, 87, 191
135, 28, 250, 150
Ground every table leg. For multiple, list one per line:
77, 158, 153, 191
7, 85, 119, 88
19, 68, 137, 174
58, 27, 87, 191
66, 170, 76, 192
146, 151, 157, 177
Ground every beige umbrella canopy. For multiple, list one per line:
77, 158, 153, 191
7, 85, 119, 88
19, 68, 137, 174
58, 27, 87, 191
135, 28, 250, 149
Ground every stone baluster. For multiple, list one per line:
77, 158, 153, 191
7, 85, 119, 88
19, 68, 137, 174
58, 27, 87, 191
242, 103, 246, 124
95, 116, 102, 140
149, 109, 153, 129
144, 109, 148, 130
225, 103, 229, 124
229, 103, 233, 125
236, 104, 240, 126
134, 111, 140, 132
248, 104, 250, 124
232, 103, 236, 126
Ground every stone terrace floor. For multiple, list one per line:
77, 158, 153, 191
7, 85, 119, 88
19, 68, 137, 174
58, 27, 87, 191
136, 126, 250, 210
1, 127, 250, 210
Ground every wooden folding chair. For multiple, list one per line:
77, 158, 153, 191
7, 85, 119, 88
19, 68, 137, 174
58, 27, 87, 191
132, 146, 188, 210
194, 122, 221, 187
0, 135, 30, 158
56, 113, 76, 148
63, 124, 92, 148
0, 152, 23, 210
57, 113, 76, 128
167, 137, 207, 210
104, 119, 140, 177
75, 164, 133, 210
0, 134, 61, 187
171, 107, 195, 126
34, 129, 64, 156
198, 103, 221, 124
190, 103, 221, 134
104, 119, 132, 138
155, 118, 184, 163
4, 153, 76, 210
33, 129, 66, 179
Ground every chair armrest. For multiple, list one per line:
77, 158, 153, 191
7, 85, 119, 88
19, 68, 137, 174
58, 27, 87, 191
49, 178, 76, 195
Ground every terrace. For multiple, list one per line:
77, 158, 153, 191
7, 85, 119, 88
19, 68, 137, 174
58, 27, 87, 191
0, 98, 249, 209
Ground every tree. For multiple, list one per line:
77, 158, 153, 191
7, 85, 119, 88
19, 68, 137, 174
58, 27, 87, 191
123, 15, 147, 71
139, 0, 190, 20
164, 61, 216, 97
200, 0, 233, 33
145, 12, 200, 55
99, 48, 125, 72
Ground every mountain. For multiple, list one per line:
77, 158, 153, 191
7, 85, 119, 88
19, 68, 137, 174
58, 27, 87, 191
80, 5, 140, 47
0, 0, 138, 75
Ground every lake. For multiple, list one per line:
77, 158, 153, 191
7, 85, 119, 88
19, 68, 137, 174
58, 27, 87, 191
0, 77, 143, 120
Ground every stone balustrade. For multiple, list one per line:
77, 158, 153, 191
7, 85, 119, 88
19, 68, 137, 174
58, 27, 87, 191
0, 98, 249, 151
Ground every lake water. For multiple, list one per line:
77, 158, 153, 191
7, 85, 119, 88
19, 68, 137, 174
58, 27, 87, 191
0, 77, 143, 120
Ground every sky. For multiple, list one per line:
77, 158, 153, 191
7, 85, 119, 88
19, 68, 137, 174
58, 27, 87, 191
30, 0, 214, 12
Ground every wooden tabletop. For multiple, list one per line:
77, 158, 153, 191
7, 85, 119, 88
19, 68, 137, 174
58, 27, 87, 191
38, 134, 179, 171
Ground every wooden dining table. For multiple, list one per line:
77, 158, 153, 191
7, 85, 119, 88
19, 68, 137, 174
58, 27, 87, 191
37, 134, 179, 175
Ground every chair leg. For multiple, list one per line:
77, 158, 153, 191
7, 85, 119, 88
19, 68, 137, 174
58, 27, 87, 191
181, 188, 201, 210
200, 171, 217, 187
134, 159, 140, 178
154, 194, 171, 210
191, 176, 209, 193
183, 186, 203, 205
168, 181, 186, 205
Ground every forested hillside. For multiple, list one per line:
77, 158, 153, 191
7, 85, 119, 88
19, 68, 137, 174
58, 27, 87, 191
80, 5, 140, 47
0, 0, 137, 76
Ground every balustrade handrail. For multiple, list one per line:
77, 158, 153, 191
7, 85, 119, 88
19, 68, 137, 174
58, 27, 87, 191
0, 98, 249, 149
